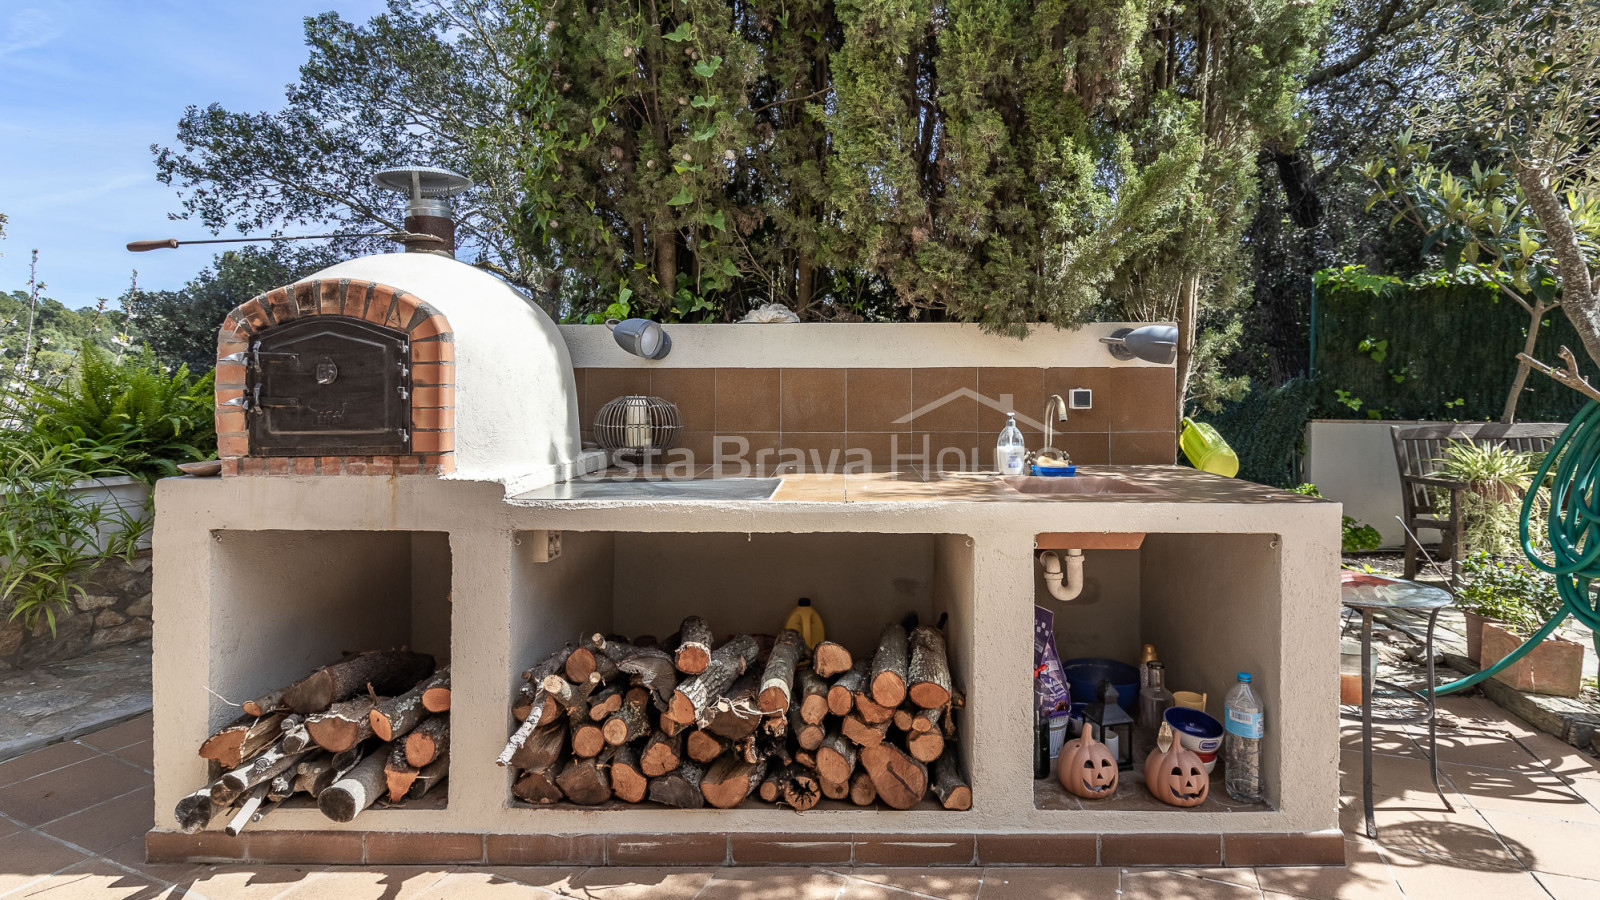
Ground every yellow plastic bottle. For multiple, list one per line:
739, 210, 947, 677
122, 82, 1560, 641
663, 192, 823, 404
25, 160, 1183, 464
783, 597, 825, 650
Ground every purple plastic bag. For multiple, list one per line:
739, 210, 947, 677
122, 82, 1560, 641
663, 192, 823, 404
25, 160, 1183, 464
1034, 605, 1072, 715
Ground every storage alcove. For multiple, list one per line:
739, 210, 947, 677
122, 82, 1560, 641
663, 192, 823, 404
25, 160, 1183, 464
506, 529, 975, 817
206, 529, 453, 816
1032, 531, 1279, 817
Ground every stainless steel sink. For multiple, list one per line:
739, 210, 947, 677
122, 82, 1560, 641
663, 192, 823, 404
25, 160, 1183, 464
514, 477, 783, 502
1000, 475, 1166, 496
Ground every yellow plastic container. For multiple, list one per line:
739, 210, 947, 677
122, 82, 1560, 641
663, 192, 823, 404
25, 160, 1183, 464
1179, 418, 1239, 477
783, 597, 825, 650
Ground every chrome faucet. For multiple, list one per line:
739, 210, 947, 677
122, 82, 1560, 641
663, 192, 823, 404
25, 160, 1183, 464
1043, 394, 1067, 456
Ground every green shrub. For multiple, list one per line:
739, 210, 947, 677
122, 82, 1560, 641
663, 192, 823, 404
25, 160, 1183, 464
1289, 484, 1384, 552
1435, 440, 1544, 557
1456, 552, 1562, 637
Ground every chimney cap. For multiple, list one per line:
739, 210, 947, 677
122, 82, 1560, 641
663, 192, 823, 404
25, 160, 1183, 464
373, 166, 472, 201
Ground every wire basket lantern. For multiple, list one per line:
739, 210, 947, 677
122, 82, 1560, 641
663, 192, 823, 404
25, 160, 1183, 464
594, 395, 682, 458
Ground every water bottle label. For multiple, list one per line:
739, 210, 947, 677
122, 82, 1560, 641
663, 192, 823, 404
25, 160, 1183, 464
1225, 708, 1263, 738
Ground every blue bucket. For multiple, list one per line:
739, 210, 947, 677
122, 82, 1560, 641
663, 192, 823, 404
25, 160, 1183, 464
1061, 657, 1139, 712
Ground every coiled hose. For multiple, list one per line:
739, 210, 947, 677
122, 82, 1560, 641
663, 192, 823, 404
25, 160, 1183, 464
1437, 400, 1600, 694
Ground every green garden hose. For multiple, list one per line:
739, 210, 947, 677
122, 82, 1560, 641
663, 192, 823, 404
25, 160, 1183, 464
1437, 400, 1600, 694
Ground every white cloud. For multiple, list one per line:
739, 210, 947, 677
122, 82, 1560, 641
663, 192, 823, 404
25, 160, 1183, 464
0, 7, 65, 60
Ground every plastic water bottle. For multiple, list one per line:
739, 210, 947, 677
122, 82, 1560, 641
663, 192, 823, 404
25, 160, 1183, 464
1223, 672, 1264, 803
996, 413, 1027, 474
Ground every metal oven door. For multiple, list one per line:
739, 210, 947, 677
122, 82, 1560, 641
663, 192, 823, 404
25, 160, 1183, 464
247, 317, 411, 456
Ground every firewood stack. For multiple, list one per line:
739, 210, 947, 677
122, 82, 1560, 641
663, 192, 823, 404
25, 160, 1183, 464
177, 650, 451, 834
498, 613, 970, 811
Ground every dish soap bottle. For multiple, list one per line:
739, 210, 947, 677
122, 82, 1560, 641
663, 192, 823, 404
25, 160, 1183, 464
996, 413, 1027, 474
783, 597, 825, 650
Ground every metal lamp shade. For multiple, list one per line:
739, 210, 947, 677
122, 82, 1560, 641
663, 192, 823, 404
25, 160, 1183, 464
610, 318, 672, 360
594, 395, 682, 457
1101, 325, 1178, 364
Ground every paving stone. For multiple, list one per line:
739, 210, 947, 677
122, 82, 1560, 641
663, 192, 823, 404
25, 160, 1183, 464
0, 755, 149, 826
971, 867, 1119, 900
0, 830, 93, 895
833, 867, 983, 900
0, 741, 99, 788
0, 642, 151, 763
6, 859, 166, 899
1440, 761, 1600, 824
272, 866, 456, 899
78, 717, 152, 754
1254, 839, 1401, 900
1533, 871, 1600, 900
38, 785, 153, 853
1381, 855, 1550, 900
1477, 809, 1600, 880
567, 867, 716, 900
1119, 869, 1263, 900
697, 867, 847, 900
428, 870, 567, 897
171, 864, 324, 900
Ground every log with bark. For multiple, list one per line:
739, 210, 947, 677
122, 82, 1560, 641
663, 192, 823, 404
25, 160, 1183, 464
556, 752, 612, 805
610, 743, 648, 803
512, 768, 564, 805
405, 716, 450, 767
543, 672, 601, 711
867, 624, 909, 708
214, 741, 307, 801
318, 752, 389, 823
647, 761, 705, 808
673, 615, 715, 674
828, 662, 867, 716
385, 742, 418, 802
293, 754, 344, 798
704, 672, 762, 740
907, 727, 945, 763
570, 711, 607, 759
795, 668, 830, 724
587, 683, 624, 722
849, 770, 877, 806
907, 625, 952, 709
701, 755, 766, 809
686, 729, 729, 765
640, 730, 684, 777
854, 692, 895, 725
224, 784, 268, 837
281, 650, 435, 715
281, 721, 313, 754
306, 697, 377, 753
931, 749, 972, 811
566, 634, 620, 684
615, 646, 677, 711
370, 667, 449, 741
509, 720, 567, 772
812, 640, 854, 678
668, 634, 759, 726
198, 712, 287, 768
409, 750, 449, 801
820, 776, 849, 801
861, 742, 928, 810
776, 763, 820, 811
602, 690, 652, 746
841, 712, 889, 748
174, 788, 228, 834
816, 732, 858, 784
758, 629, 807, 713
498, 645, 579, 766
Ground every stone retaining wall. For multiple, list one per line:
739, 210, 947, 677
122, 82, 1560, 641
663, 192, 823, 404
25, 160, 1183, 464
0, 552, 153, 669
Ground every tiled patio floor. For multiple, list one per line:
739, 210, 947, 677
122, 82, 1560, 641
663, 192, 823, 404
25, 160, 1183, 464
3, 696, 1600, 898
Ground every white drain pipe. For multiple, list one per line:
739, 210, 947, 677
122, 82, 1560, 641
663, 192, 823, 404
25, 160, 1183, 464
1039, 549, 1085, 602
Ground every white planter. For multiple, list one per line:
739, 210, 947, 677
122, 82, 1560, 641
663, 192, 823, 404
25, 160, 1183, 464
68, 475, 153, 553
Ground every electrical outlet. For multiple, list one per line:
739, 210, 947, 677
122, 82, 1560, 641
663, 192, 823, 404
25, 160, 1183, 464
1068, 388, 1093, 409
527, 530, 562, 563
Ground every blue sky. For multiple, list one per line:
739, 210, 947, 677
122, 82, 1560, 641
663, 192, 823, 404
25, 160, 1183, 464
0, 1, 385, 308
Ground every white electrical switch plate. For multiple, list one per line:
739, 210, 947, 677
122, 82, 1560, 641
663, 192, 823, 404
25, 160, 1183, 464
1069, 388, 1093, 409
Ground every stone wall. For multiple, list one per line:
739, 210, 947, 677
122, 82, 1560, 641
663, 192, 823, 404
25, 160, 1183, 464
0, 552, 153, 669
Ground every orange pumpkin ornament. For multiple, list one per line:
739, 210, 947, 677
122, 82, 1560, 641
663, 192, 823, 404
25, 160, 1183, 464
1056, 731, 1119, 799
1144, 722, 1210, 807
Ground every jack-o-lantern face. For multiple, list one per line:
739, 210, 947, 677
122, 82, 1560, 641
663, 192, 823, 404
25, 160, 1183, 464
1143, 744, 1210, 807
1057, 733, 1119, 798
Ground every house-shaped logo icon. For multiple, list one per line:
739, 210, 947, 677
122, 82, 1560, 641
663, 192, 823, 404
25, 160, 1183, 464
894, 389, 1048, 431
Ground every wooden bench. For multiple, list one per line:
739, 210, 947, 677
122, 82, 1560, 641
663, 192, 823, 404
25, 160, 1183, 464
1390, 422, 1565, 587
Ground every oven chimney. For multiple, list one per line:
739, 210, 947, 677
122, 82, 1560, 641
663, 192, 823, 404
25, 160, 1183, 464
373, 166, 472, 258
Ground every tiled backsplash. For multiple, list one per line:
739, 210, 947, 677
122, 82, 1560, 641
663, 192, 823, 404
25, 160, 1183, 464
575, 366, 1176, 470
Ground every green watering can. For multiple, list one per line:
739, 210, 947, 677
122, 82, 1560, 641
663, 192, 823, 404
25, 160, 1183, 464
1179, 418, 1239, 477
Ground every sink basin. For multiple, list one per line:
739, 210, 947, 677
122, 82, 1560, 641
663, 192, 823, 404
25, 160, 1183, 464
513, 477, 783, 502
1000, 475, 1166, 497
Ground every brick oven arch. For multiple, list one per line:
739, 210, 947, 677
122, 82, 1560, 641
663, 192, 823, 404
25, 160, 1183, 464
214, 277, 455, 475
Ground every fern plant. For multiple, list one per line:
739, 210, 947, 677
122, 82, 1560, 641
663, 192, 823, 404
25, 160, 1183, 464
26, 341, 215, 480
1434, 441, 1545, 557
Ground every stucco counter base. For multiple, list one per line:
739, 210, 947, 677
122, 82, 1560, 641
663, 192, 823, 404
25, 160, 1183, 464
148, 468, 1343, 867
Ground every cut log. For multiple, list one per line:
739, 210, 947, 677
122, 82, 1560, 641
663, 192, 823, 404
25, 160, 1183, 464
821, 776, 849, 800
758, 629, 807, 713
542, 672, 601, 711
648, 761, 705, 808
555, 754, 612, 805
571, 715, 607, 759
512, 768, 564, 805
640, 730, 684, 777
498, 646, 580, 766
282, 650, 435, 715
861, 742, 928, 810
701, 755, 766, 809
405, 716, 450, 767
281, 722, 312, 754
668, 634, 759, 726
893, 707, 914, 732
509, 721, 567, 771
828, 662, 867, 716
385, 742, 419, 802
816, 732, 858, 784
174, 788, 228, 834
215, 741, 307, 801
912, 706, 942, 734
759, 772, 781, 803
305, 697, 376, 753
867, 624, 909, 708
659, 714, 688, 737
602, 693, 651, 746
242, 685, 290, 718
790, 706, 825, 751
931, 750, 972, 811
293, 754, 343, 798
421, 682, 451, 713
587, 683, 624, 722
907, 625, 952, 708
409, 750, 449, 801
611, 743, 649, 804
686, 729, 729, 764
673, 616, 714, 674
370, 667, 449, 741
615, 646, 677, 711
705, 672, 762, 740
224, 784, 268, 837
521, 644, 575, 684
512, 682, 537, 721
812, 641, 854, 679
794, 749, 816, 768
199, 712, 287, 768
849, 770, 877, 806
266, 772, 294, 802
907, 727, 945, 763
777, 763, 821, 811
318, 752, 389, 823
796, 669, 830, 725
855, 692, 895, 725
841, 713, 890, 748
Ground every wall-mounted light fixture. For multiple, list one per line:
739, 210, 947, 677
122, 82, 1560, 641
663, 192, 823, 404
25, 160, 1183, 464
1100, 324, 1178, 364
607, 318, 672, 360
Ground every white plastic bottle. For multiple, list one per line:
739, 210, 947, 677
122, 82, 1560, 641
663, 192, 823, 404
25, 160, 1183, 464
996, 413, 1027, 474
1223, 672, 1264, 803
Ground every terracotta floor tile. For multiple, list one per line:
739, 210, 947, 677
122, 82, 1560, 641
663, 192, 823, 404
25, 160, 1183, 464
0, 742, 100, 789
1478, 809, 1600, 880
111, 742, 154, 773
479, 867, 585, 893
565, 867, 716, 899
430, 870, 566, 897
974, 867, 1120, 900
1429, 731, 1544, 772
1380, 855, 1549, 900
697, 867, 846, 900
831, 867, 983, 900
1119, 869, 1263, 899
7, 859, 166, 899
1440, 761, 1600, 824
0, 830, 93, 895
272, 866, 455, 899
1434, 697, 1538, 737
1339, 725, 1422, 759
1370, 806, 1519, 868
1533, 871, 1600, 900
39, 785, 153, 853
1141, 866, 1258, 890
99, 836, 209, 887
1253, 839, 1400, 900
77, 716, 152, 753
1338, 751, 1464, 811
0, 755, 150, 826
176, 864, 325, 899
1517, 732, 1600, 780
